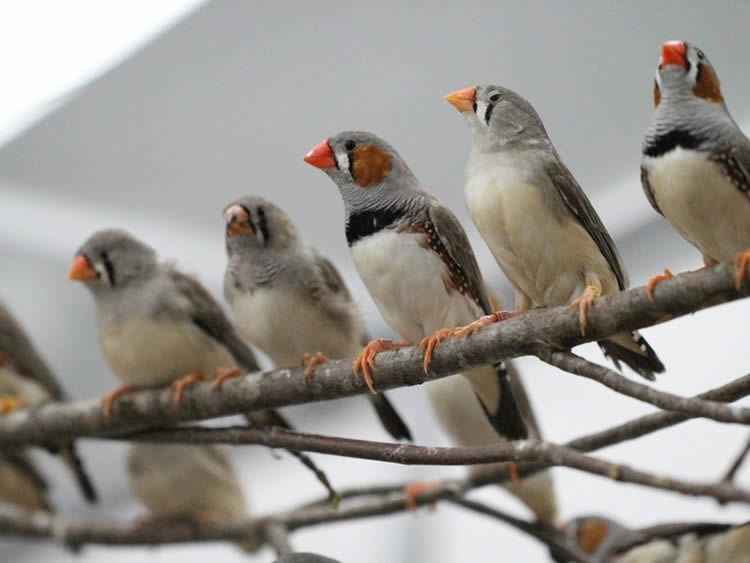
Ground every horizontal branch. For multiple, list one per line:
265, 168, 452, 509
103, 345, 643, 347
0, 263, 747, 448
122, 426, 750, 505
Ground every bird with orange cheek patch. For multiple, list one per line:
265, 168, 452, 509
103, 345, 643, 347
305, 131, 558, 525
562, 515, 750, 563
642, 41, 750, 294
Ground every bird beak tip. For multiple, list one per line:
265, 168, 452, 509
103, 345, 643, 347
444, 86, 476, 112
67, 255, 96, 281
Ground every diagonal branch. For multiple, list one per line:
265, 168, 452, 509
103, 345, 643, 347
535, 347, 750, 424
0, 263, 748, 448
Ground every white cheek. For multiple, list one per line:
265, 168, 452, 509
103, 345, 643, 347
475, 101, 489, 126
336, 151, 349, 171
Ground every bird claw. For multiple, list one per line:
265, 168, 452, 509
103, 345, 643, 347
354, 339, 409, 394
302, 352, 328, 380
403, 481, 439, 511
171, 372, 207, 407
646, 268, 674, 299
101, 385, 135, 418
734, 248, 750, 290
211, 367, 243, 392
418, 328, 456, 373
569, 285, 601, 336
0, 396, 25, 415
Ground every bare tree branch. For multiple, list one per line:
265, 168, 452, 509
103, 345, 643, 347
720, 433, 750, 484
263, 520, 293, 557
0, 264, 748, 449
447, 497, 591, 563
536, 348, 750, 424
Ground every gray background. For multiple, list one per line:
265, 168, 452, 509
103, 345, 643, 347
1, 1, 749, 561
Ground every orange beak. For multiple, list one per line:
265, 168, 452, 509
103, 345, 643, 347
303, 140, 336, 169
67, 254, 96, 281
224, 205, 253, 235
444, 86, 476, 113
660, 40, 687, 69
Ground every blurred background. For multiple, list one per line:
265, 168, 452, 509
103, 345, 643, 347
1, 1, 749, 561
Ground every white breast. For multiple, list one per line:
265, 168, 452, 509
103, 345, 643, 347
465, 157, 619, 306
351, 229, 481, 343
99, 318, 237, 386
645, 148, 750, 262
0, 367, 52, 406
231, 287, 361, 367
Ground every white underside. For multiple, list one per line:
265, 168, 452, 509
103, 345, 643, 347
351, 228, 557, 523
231, 287, 361, 368
464, 162, 620, 306
0, 367, 51, 406
644, 147, 750, 263
99, 318, 237, 386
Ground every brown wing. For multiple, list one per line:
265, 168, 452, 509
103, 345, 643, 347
0, 302, 65, 400
545, 156, 629, 290
167, 271, 259, 372
425, 201, 493, 314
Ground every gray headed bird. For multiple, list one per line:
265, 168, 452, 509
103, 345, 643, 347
223, 196, 411, 440
642, 40, 750, 293
446, 85, 665, 381
304, 131, 557, 524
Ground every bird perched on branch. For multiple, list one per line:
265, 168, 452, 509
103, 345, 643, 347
641, 40, 750, 293
304, 131, 557, 524
127, 442, 261, 553
445, 84, 665, 381
0, 452, 52, 512
223, 195, 412, 440
68, 229, 257, 416
69, 229, 338, 501
563, 514, 750, 562
0, 302, 97, 503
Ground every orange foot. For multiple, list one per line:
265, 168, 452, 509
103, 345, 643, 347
646, 268, 674, 299
569, 284, 602, 336
170, 372, 207, 407
101, 385, 136, 418
302, 352, 328, 380
506, 461, 524, 486
419, 311, 520, 373
734, 248, 750, 290
403, 481, 440, 511
354, 339, 410, 394
0, 396, 25, 415
211, 367, 244, 392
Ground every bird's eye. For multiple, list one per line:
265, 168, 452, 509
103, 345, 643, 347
488, 92, 501, 103
344, 139, 356, 151
696, 49, 705, 60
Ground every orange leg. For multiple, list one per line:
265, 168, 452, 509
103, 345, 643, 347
646, 268, 674, 299
353, 339, 410, 394
0, 396, 25, 415
211, 367, 244, 392
569, 284, 602, 336
170, 372, 207, 407
403, 481, 440, 511
734, 248, 750, 290
419, 311, 520, 372
302, 352, 328, 380
101, 385, 136, 418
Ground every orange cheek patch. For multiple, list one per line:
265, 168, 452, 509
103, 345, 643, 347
693, 64, 724, 103
653, 81, 661, 107
352, 145, 393, 187
577, 521, 609, 553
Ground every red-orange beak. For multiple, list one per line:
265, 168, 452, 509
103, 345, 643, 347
67, 254, 96, 281
224, 204, 253, 235
660, 40, 687, 70
303, 140, 336, 169
444, 86, 476, 113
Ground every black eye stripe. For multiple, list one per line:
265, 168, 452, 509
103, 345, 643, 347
100, 251, 115, 285
256, 206, 270, 246
484, 103, 494, 124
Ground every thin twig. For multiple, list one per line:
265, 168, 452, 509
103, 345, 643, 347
721, 433, 750, 484
0, 263, 747, 448
448, 497, 591, 563
263, 520, 293, 557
